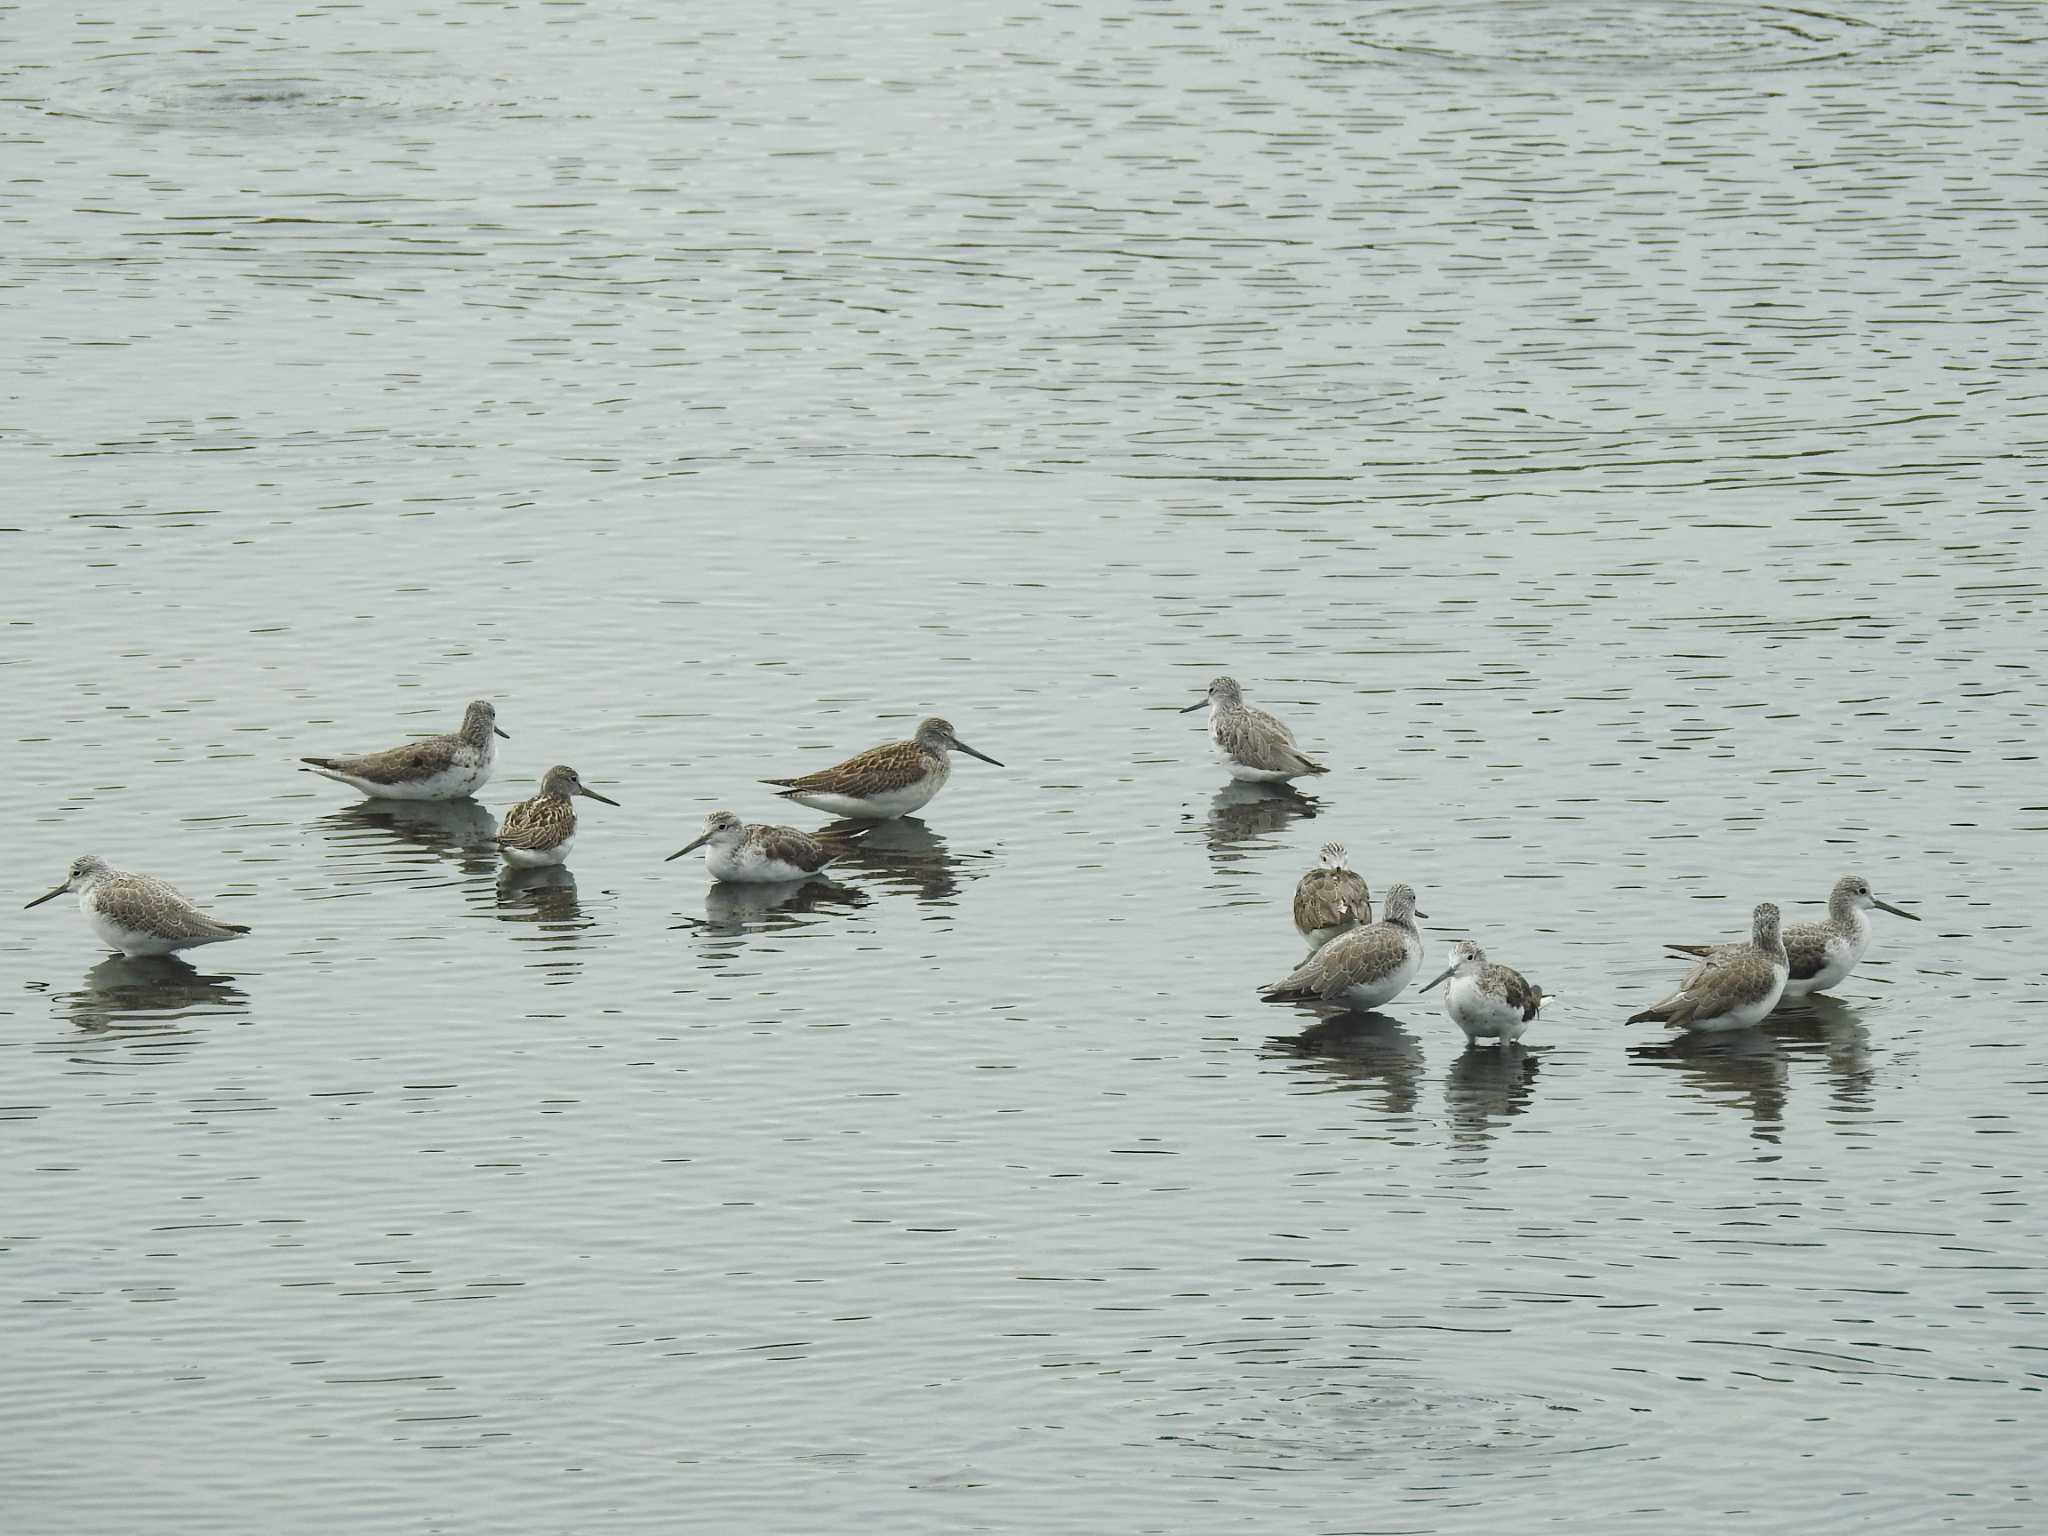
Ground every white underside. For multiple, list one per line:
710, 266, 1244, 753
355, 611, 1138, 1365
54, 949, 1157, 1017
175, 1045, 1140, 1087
1225, 759, 1304, 784
1445, 975, 1532, 1042
1676, 967, 1789, 1032
1210, 708, 1309, 782
1335, 941, 1421, 1012
705, 843, 823, 884
84, 898, 237, 958
1301, 921, 1355, 953
502, 837, 571, 868
1784, 925, 1866, 997
310, 759, 491, 802
783, 780, 939, 821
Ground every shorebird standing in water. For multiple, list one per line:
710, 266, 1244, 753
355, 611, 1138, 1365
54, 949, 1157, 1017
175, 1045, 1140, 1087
1180, 676, 1329, 783
1628, 902, 1788, 1033
300, 699, 508, 800
1262, 883, 1426, 1013
763, 716, 1001, 820
1664, 874, 1918, 999
1420, 939, 1547, 1044
667, 810, 864, 884
494, 765, 618, 868
1293, 842, 1370, 952
25, 854, 250, 958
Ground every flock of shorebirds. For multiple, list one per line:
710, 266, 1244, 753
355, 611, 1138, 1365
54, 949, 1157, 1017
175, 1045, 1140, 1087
26, 678, 1921, 1042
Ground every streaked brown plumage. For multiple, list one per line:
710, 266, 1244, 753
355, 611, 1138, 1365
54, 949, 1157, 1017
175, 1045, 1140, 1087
494, 764, 618, 867
497, 793, 576, 853
300, 699, 507, 800
1293, 841, 1370, 949
1628, 902, 1788, 1033
1262, 883, 1425, 1011
25, 854, 250, 958
763, 716, 1001, 819
1183, 677, 1328, 781
1663, 874, 1919, 998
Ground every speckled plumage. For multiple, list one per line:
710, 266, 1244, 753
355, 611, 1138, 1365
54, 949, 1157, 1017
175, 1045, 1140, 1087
1263, 883, 1423, 1011
1629, 903, 1788, 1033
1420, 939, 1546, 1043
1184, 677, 1328, 782
26, 854, 249, 958
1664, 874, 1918, 998
495, 764, 618, 867
763, 717, 1001, 820
668, 810, 865, 883
1293, 842, 1370, 950
301, 699, 507, 800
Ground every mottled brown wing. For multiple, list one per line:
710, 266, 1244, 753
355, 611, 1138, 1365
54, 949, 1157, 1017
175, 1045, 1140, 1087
1266, 922, 1408, 1001
756, 824, 839, 874
1628, 986, 1699, 1027
1489, 964, 1544, 1021
306, 733, 459, 784
111, 874, 248, 941
1219, 706, 1325, 776
1675, 923, 1825, 985
1293, 867, 1369, 933
1780, 922, 1830, 982
766, 739, 927, 798
496, 795, 573, 851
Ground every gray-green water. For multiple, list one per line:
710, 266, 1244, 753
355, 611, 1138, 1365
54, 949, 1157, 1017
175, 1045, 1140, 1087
4, 1, 2044, 1530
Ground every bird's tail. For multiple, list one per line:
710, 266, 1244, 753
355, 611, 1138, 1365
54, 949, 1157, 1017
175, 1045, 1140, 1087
1663, 943, 1713, 958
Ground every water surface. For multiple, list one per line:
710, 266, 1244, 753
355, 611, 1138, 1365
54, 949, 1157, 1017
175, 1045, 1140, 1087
3, 0, 2044, 1530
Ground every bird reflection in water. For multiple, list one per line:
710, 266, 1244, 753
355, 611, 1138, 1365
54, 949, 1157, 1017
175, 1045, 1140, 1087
319, 796, 500, 877
685, 878, 869, 939
57, 955, 248, 1048
493, 867, 593, 983
1200, 782, 1319, 858
1771, 996, 1878, 1125
1631, 997, 1879, 1142
1631, 1029, 1790, 1141
1445, 1042, 1542, 1145
1264, 1012, 1424, 1116
812, 816, 975, 904
495, 865, 586, 925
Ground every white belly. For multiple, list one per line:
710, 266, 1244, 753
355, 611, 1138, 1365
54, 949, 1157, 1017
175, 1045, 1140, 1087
706, 843, 817, 884
502, 837, 571, 868
314, 757, 491, 802
1224, 758, 1301, 784
84, 900, 224, 958
1302, 922, 1355, 953
1446, 976, 1529, 1042
1685, 970, 1788, 1033
1784, 932, 1863, 997
1211, 715, 1303, 782
1336, 944, 1421, 1012
784, 778, 940, 821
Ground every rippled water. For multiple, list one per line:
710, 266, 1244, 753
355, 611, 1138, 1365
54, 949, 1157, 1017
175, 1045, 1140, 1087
4, 0, 2044, 1530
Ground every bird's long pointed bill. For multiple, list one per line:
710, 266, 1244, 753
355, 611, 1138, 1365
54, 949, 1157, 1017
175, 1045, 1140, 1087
667, 832, 712, 861
1419, 967, 1454, 993
580, 788, 620, 806
1177, 699, 1207, 713
1874, 898, 1920, 921
494, 726, 511, 739
24, 884, 68, 910
957, 741, 1003, 767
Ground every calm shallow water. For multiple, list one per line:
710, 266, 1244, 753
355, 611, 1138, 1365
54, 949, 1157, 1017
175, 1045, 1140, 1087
3, 0, 2044, 1530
